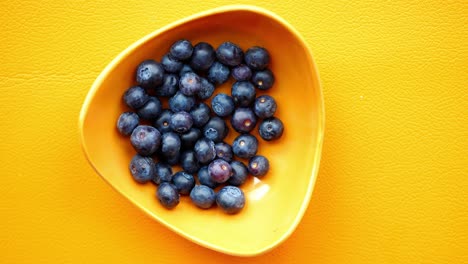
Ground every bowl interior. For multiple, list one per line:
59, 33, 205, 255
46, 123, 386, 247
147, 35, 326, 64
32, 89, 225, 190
80, 6, 323, 256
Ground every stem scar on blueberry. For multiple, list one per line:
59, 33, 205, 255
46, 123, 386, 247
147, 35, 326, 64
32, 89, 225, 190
252, 162, 258, 169
260, 98, 266, 103
240, 140, 245, 146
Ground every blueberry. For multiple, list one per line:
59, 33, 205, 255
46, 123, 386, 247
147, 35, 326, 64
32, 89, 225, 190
254, 95, 277, 118
231, 108, 257, 133
252, 69, 275, 90
161, 132, 181, 157
163, 151, 180, 166
172, 171, 195, 195
245, 46, 270, 70
179, 72, 201, 96
231, 64, 252, 81
190, 102, 210, 128
169, 91, 195, 112
208, 159, 232, 183
197, 77, 215, 100
216, 42, 244, 67
136, 59, 164, 88
248, 155, 269, 177
197, 166, 218, 189
211, 93, 234, 117
180, 128, 202, 149
227, 161, 248, 186
170, 39, 193, 61
194, 138, 216, 164
259, 117, 284, 141
123, 86, 149, 109
190, 42, 216, 71
157, 182, 179, 209
117, 112, 139, 136
180, 150, 200, 174
231, 81, 256, 107
155, 74, 179, 97
152, 162, 172, 184
203, 117, 229, 143
137, 96, 162, 120
190, 185, 216, 209
232, 134, 258, 159
153, 109, 173, 134
129, 154, 155, 183
130, 125, 161, 156
161, 53, 183, 73
215, 142, 233, 162
179, 64, 193, 76
216, 186, 245, 214
207, 61, 230, 86
170, 111, 193, 134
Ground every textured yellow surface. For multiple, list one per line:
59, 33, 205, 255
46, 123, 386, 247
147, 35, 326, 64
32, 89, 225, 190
1, 0, 466, 263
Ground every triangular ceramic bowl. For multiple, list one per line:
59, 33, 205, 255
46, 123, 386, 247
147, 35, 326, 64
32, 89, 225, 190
79, 5, 324, 256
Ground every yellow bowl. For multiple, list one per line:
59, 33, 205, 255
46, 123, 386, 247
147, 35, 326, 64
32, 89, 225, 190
79, 5, 324, 256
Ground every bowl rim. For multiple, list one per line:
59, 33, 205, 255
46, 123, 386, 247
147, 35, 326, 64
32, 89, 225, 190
78, 4, 325, 257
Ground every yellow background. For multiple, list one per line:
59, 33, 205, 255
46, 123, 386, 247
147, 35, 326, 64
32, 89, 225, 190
1, 0, 466, 263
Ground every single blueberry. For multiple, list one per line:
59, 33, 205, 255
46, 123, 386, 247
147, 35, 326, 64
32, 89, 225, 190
170, 111, 193, 133
254, 95, 277, 118
137, 96, 162, 120
207, 61, 230, 86
252, 69, 275, 90
227, 161, 248, 186
232, 134, 258, 159
208, 159, 232, 183
194, 138, 216, 164
157, 182, 179, 209
231, 107, 257, 133
155, 74, 179, 97
231, 64, 252, 81
259, 117, 284, 141
117, 112, 139, 136
245, 46, 270, 70
203, 117, 229, 143
170, 39, 193, 61
153, 109, 173, 134
211, 93, 235, 117
216, 41, 244, 67
180, 150, 200, 174
129, 154, 155, 183
179, 64, 193, 77
190, 103, 211, 128
161, 132, 181, 157
130, 125, 161, 156
190, 42, 216, 71
161, 53, 183, 73
180, 128, 202, 149
197, 166, 218, 189
216, 186, 245, 214
169, 91, 195, 112
190, 185, 216, 209
123, 86, 149, 109
248, 155, 269, 177
215, 142, 233, 162
152, 162, 173, 184
197, 77, 215, 100
136, 59, 164, 88
231, 81, 256, 107
179, 72, 201, 96
172, 171, 195, 195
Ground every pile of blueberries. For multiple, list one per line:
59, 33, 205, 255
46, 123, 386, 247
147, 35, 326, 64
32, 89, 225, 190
117, 39, 284, 214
